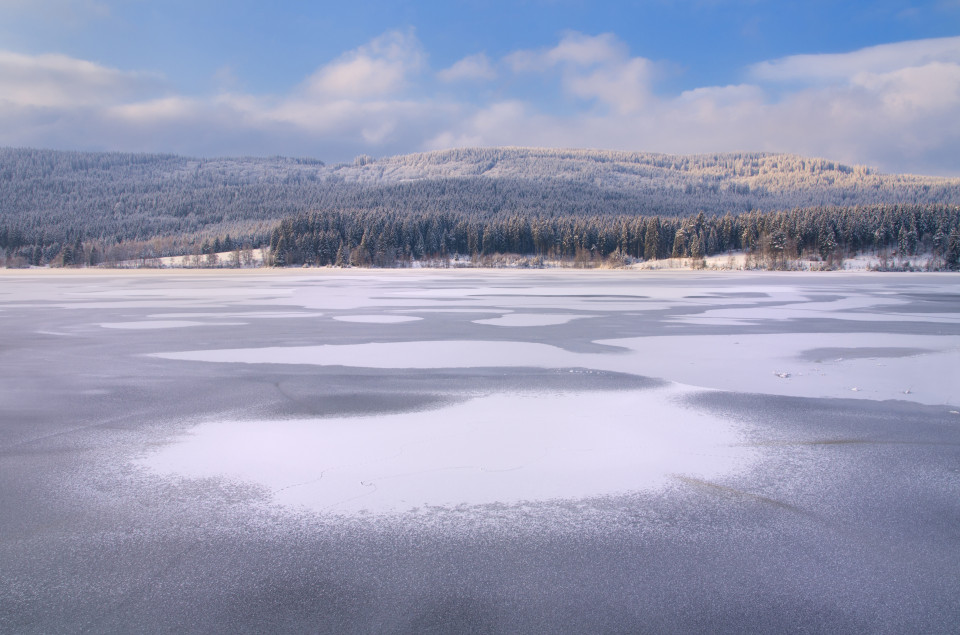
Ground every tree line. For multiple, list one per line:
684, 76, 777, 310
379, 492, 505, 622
264, 204, 960, 270
3, 202, 957, 269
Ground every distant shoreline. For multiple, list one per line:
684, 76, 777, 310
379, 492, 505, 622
3, 257, 954, 276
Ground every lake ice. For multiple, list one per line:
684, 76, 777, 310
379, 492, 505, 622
133, 270, 960, 515
2, 269, 958, 633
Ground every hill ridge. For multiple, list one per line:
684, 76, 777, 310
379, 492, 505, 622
1, 146, 958, 261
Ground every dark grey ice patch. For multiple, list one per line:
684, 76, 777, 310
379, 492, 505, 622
311, 365, 663, 393
904, 293, 960, 302
798, 346, 934, 362
684, 389, 960, 437
545, 339, 634, 354
801, 294, 846, 303
233, 365, 663, 419
889, 293, 960, 314
668, 390, 960, 632
259, 388, 455, 419
735, 316, 960, 337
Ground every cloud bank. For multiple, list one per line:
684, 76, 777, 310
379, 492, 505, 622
1, 31, 958, 175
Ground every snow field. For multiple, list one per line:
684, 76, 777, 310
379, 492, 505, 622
138, 385, 755, 515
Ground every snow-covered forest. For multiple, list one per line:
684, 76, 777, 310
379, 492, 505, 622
265, 205, 960, 270
1, 147, 959, 268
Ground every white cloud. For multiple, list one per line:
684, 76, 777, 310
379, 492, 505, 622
546, 32, 627, 67
0, 31, 959, 175
506, 32, 626, 72
109, 96, 199, 121
437, 53, 496, 82
504, 32, 659, 114
750, 35, 960, 83
300, 29, 424, 99
424, 33, 960, 174
0, 32, 444, 159
851, 61, 960, 115
0, 50, 160, 107
564, 57, 655, 113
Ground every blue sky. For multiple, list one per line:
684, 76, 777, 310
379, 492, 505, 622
1, 0, 959, 174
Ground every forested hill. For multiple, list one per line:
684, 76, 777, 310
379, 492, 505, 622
2, 146, 960, 263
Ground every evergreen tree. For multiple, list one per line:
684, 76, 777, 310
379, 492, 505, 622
273, 236, 287, 266
946, 229, 960, 271
644, 218, 659, 261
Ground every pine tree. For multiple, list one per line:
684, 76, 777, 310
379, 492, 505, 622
273, 236, 286, 266
946, 229, 960, 271
644, 218, 659, 260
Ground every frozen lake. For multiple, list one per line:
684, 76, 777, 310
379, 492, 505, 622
1, 269, 959, 633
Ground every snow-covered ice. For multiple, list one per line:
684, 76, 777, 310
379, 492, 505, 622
138, 385, 754, 515
472, 313, 588, 327
39, 269, 946, 518
332, 314, 423, 323
152, 333, 960, 405
4, 269, 960, 633
101, 320, 246, 329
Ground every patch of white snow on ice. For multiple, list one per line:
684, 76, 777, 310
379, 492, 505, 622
101, 320, 246, 329
152, 340, 581, 368
137, 385, 756, 515
151, 333, 960, 406
472, 314, 588, 327
149, 311, 325, 319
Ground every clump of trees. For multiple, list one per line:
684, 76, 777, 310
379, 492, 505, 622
2, 201, 957, 270
263, 204, 960, 271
